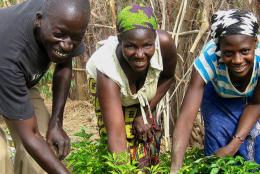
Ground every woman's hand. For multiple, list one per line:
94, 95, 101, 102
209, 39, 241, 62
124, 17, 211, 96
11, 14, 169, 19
215, 138, 242, 157
170, 168, 179, 174
132, 115, 153, 142
215, 146, 237, 157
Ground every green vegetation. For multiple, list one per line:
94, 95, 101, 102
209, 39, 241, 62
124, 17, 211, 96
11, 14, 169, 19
37, 67, 54, 98
66, 128, 260, 174
66, 128, 168, 174
37, 59, 77, 98
0, 0, 19, 7
179, 151, 260, 174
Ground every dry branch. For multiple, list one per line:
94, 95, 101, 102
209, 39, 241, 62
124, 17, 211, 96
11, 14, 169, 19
172, 0, 183, 39
90, 11, 100, 19
170, 30, 200, 36
161, 0, 166, 30
149, 0, 155, 10
107, 0, 116, 28
89, 24, 115, 29
189, 0, 210, 53
156, 63, 193, 117
174, 0, 188, 47
73, 68, 86, 72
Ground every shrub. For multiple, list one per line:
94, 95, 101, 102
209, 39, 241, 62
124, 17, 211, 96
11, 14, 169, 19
66, 128, 260, 174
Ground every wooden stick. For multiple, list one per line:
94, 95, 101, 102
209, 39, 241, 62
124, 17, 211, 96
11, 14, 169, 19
177, 53, 184, 63
156, 64, 193, 116
89, 24, 115, 29
170, 30, 200, 36
172, 0, 184, 39
91, 11, 100, 19
107, 0, 117, 34
175, 0, 188, 47
108, 0, 116, 26
72, 68, 86, 72
161, 0, 166, 30
190, 0, 210, 53
149, 0, 155, 10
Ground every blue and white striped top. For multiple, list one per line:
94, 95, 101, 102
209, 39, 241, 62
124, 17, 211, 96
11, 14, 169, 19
194, 39, 260, 98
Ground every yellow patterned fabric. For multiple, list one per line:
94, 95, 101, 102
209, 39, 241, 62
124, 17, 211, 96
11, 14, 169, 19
88, 78, 162, 166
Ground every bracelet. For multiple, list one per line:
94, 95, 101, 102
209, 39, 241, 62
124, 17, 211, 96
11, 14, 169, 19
232, 135, 244, 143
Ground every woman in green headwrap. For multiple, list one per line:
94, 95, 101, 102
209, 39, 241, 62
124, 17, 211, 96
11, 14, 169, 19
86, 4, 177, 167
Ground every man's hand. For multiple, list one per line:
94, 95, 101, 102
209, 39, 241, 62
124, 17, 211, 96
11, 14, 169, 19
132, 115, 153, 142
49, 60, 72, 161
46, 126, 70, 160
10, 116, 70, 174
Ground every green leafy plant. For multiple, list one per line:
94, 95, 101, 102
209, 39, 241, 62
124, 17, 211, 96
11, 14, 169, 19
37, 63, 75, 98
66, 129, 260, 174
104, 153, 140, 174
66, 129, 109, 174
66, 128, 168, 174
179, 150, 260, 174
38, 66, 54, 98
144, 164, 168, 174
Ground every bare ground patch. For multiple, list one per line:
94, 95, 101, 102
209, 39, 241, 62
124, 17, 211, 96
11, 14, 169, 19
0, 99, 98, 143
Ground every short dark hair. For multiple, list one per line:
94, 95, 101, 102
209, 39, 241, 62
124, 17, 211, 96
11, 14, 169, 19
41, 0, 90, 19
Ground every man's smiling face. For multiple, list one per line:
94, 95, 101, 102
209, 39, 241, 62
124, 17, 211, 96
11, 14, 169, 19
35, 1, 89, 63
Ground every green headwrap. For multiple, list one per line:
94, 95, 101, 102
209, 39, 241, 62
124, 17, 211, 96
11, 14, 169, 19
117, 4, 158, 33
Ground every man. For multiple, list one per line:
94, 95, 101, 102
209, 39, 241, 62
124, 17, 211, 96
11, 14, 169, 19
0, 0, 90, 173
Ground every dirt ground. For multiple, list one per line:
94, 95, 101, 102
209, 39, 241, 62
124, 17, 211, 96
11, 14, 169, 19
0, 97, 204, 152
0, 99, 98, 143
49, 99, 99, 141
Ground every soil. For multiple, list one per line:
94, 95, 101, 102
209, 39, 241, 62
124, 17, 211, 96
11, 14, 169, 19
48, 99, 99, 141
0, 99, 99, 143
0, 98, 203, 151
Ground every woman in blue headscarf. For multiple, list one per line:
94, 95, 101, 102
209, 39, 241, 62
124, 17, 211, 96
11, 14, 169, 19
171, 9, 260, 173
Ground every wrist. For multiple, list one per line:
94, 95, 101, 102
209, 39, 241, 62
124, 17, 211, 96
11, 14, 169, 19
170, 165, 181, 174
232, 135, 244, 143
49, 117, 63, 128
228, 135, 244, 151
170, 159, 183, 174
